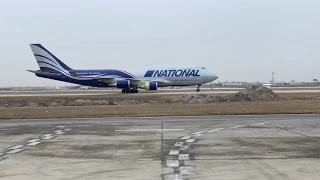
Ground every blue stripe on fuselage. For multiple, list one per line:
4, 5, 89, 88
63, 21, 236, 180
144, 70, 155, 77
71, 70, 135, 78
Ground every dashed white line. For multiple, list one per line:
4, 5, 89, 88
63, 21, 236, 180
192, 134, 204, 137
27, 139, 40, 143
42, 136, 54, 140
166, 160, 180, 167
252, 123, 265, 126
230, 125, 246, 129
192, 131, 205, 135
180, 166, 193, 175
6, 149, 24, 154
185, 139, 195, 143
57, 126, 65, 128
65, 128, 71, 131
115, 129, 184, 132
178, 154, 190, 160
180, 146, 189, 151
169, 150, 180, 155
181, 136, 191, 140
207, 129, 219, 133
27, 141, 42, 146
9, 145, 25, 149
42, 134, 54, 140
174, 142, 184, 147
208, 128, 224, 132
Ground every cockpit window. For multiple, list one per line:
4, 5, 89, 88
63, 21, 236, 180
202, 67, 206, 69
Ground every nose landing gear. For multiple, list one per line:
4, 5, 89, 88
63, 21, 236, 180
196, 85, 201, 92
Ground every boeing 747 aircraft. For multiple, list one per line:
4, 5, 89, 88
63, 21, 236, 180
28, 44, 219, 93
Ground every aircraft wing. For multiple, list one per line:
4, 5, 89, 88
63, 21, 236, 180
139, 79, 172, 85
81, 76, 171, 85
70, 74, 172, 85
28, 70, 172, 86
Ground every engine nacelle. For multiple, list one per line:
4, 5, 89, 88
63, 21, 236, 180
116, 80, 130, 89
144, 82, 157, 90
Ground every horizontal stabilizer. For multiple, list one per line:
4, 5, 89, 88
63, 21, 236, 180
26, 70, 61, 77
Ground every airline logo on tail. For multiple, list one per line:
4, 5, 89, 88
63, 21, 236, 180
30, 44, 72, 75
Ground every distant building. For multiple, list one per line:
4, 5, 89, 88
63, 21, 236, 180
222, 82, 244, 86
263, 83, 272, 88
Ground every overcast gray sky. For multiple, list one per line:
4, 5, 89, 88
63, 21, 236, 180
1, 0, 320, 87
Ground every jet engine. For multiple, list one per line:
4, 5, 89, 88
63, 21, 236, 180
116, 80, 130, 89
144, 82, 157, 90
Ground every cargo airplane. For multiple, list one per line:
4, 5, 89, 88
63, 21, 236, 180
28, 44, 219, 93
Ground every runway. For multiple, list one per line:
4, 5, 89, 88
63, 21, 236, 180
1, 88, 320, 97
1, 115, 320, 179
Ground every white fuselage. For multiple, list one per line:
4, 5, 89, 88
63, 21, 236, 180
125, 66, 218, 86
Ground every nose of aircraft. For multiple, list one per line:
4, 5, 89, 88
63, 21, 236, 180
208, 72, 219, 82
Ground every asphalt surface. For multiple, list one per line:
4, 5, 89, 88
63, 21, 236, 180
0, 115, 320, 180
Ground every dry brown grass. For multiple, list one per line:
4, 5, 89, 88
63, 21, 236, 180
1, 99, 320, 119
1, 92, 320, 104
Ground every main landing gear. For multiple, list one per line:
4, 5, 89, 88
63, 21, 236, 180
121, 88, 138, 93
196, 84, 201, 92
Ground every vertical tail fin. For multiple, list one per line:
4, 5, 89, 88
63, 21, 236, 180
29, 44, 72, 74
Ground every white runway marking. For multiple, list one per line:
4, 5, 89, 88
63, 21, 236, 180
169, 150, 180, 155
181, 136, 191, 140
166, 160, 180, 167
180, 146, 189, 150
192, 134, 204, 137
115, 129, 184, 132
252, 123, 265, 126
207, 128, 224, 132
207, 130, 218, 133
42, 136, 54, 140
57, 126, 65, 128
179, 166, 192, 175
42, 134, 54, 140
192, 131, 205, 135
178, 154, 190, 160
27, 141, 42, 146
174, 142, 184, 147
9, 145, 25, 149
185, 139, 195, 143
27, 139, 40, 143
6, 149, 24, 154
65, 128, 71, 131
55, 130, 65, 135
230, 125, 246, 129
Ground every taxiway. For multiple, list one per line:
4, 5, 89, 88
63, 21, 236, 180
0, 115, 319, 179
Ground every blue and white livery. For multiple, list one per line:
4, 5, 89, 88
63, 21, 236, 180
28, 44, 219, 93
